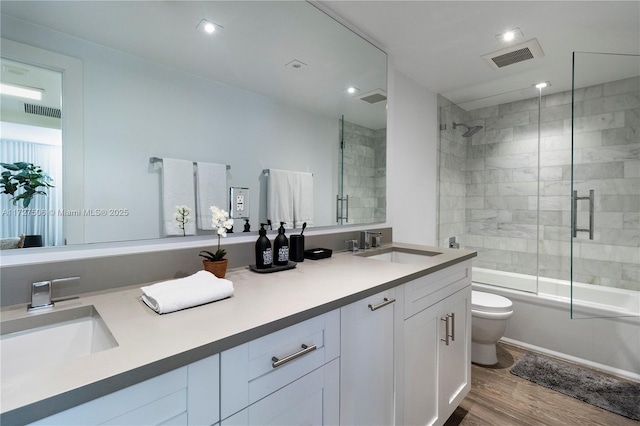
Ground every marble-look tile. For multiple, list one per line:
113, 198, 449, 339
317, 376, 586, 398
571, 162, 625, 180
498, 97, 538, 115
599, 228, 640, 247
483, 235, 529, 252
624, 160, 640, 178
468, 209, 499, 222
567, 111, 625, 133
539, 149, 572, 167
485, 196, 530, 211
498, 181, 538, 196
594, 212, 624, 229
538, 210, 563, 226
624, 212, 640, 229
540, 166, 564, 181
498, 139, 538, 156
603, 76, 639, 96
466, 158, 485, 171
622, 263, 640, 282
475, 128, 513, 145
486, 111, 530, 131
581, 242, 640, 264
465, 196, 484, 210
625, 108, 640, 126
512, 167, 538, 182
466, 222, 498, 236
469, 105, 499, 120
541, 134, 571, 151
581, 144, 640, 164
602, 126, 638, 146
511, 251, 538, 269
582, 92, 640, 116
572, 131, 604, 149
601, 178, 640, 195
540, 103, 572, 123
485, 153, 537, 169
540, 180, 569, 196
497, 223, 537, 239
538, 240, 572, 256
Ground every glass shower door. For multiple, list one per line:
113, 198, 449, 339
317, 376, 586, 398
571, 52, 640, 319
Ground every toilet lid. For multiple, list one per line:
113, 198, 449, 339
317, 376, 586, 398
472, 290, 513, 313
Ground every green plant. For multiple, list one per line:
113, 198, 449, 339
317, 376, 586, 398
199, 249, 227, 262
1, 162, 54, 208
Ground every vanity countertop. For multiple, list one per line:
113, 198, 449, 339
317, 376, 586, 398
0, 242, 475, 424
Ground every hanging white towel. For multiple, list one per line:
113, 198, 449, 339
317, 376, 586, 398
267, 169, 295, 228
140, 271, 234, 314
196, 162, 227, 230
266, 169, 313, 229
161, 158, 196, 236
293, 171, 313, 228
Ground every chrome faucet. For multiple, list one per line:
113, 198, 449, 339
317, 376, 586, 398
28, 277, 80, 312
344, 239, 359, 252
360, 231, 383, 250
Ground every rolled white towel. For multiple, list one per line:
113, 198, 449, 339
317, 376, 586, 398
140, 270, 234, 314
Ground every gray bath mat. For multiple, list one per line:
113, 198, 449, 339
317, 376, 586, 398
510, 352, 640, 420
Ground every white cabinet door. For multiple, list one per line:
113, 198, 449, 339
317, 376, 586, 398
340, 288, 397, 426
222, 359, 339, 426
402, 301, 441, 426
438, 286, 471, 421
401, 285, 472, 426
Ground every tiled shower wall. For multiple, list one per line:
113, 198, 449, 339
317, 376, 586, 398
342, 120, 387, 224
439, 76, 639, 291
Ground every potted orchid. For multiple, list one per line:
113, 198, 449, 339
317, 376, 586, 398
199, 206, 234, 278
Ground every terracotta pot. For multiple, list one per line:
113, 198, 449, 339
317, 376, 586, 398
203, 258, 228, 278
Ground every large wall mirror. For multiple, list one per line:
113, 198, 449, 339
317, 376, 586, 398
0, 1, 387, 248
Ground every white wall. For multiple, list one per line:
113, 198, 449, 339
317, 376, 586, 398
387, 62, 439, 245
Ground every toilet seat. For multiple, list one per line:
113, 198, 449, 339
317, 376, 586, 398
472, 290, 513, 313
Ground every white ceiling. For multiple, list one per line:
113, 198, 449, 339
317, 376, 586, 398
319, 0, 640, 110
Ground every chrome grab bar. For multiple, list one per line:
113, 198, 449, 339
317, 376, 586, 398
368, 297, 396, 312
573, 190, 594, 240
272, 344, 317, 368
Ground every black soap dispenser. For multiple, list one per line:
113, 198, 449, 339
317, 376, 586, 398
273, 222, 289, 266
255, 223, 272, 269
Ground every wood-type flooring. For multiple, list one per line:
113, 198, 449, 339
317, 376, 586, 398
444, 342, 639, 426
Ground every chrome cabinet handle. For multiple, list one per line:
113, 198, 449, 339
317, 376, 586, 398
440, 313, 454, 345
440, 315, 450, 346
272, 344, 317, 368
573, 189, 594, 240
368, 297, 396, 311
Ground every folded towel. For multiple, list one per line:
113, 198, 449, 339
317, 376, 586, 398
161, 158, 196, 236
293, 171, 313, 228
196, 162, 227, 230
140, 271, 234, 314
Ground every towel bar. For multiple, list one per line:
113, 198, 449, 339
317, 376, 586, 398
150, 157, 230, 170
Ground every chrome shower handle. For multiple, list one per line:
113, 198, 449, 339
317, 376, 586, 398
573, 190, 594, 240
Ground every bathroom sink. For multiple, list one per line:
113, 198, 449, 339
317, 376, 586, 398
359, 248, 441, 264
0, 305, 118, 378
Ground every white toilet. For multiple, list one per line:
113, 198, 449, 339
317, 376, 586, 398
471, 290, 513, 365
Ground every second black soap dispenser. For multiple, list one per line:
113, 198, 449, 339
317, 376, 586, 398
273, 222, 289, 266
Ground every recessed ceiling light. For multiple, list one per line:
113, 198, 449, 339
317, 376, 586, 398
196, 19, 223, 35
495, 28, 523, 42
534, 81, 551, 89
0, 83, 43, 100
345, 86, 360, 95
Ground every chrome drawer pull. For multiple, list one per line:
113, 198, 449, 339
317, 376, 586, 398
272, 344, 317, 368
450, 312, 455, 342
368, 297, 396, 311
440, 315, 450, 346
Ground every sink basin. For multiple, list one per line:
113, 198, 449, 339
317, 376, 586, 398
1, 305, 118, 378
359, 248, 441, 264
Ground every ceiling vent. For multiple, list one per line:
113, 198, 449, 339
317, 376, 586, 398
24, 103, 61, 119
358, 88, 387, 104
482, 38, 545, 70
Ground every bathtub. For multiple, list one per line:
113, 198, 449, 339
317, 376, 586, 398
472, 267, 640, 381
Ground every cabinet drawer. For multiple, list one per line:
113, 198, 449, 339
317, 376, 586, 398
404, 260, 471, 319
30, 367, 188, 425
222, 359, 339, 426
221, 309, 340, 420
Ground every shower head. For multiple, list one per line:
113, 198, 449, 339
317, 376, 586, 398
453, 122, 483, 137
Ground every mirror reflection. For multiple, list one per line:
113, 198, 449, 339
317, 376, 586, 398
0, 1, 387, 248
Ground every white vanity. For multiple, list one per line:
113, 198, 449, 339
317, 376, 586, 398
0, 243, 475, 426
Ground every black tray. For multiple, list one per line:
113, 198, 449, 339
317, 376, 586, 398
304, 248, 333, 260
249, 261, 297, 273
